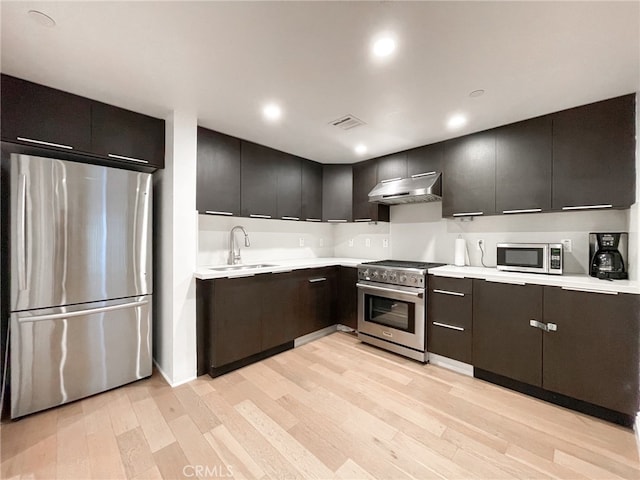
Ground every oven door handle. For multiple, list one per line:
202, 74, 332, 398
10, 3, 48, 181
356, 283, 424, 298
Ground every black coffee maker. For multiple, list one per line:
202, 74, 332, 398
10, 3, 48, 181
589, 232, 628, 280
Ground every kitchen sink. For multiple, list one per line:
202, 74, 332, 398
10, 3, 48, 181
209, 264, 277, 271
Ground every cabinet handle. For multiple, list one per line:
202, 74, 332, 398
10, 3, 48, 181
529, 320, 557, 332
281, 216, 299, 221
205, 210, 233, 216
381, 177, 402, 183
433, 289, 465, 297
250, 214, 272, 219
354, 218, 372, 222
561, 286, 618, 295
327, 219, 347, 223
305, 218, 321, 222
108, 153, 149, 164
561, 204, 612, 211
382, 331, 393, 338
309, 277, 327, 283
502, 208, 542, 214
433, 322, 464, 332
411, 171, 437, 178
452, 212, 483, 217
17, 137, 73, 150
546, 323, 557, 332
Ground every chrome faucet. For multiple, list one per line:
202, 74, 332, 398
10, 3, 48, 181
228, 226, 250, 265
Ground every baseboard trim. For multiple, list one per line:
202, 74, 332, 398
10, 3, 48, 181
635, 412, 640, 456
294, 325, 338, 347
428, 353, 474, 377
209, 342, 294, 378
152, 360, 197, 388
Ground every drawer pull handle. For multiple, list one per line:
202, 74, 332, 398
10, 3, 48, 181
309, 277, 327, 283
327, 219, 347, 223
205, 210, 233, 216
561, 286, 618, 295
433, 289, 465, 297
108, 153, 149, 164
502, 208, 542, 214
562, 204, 612, 211
17, 137, 73, 150
452, 211, 483, 217
306, 218, 321, 222
354, 218, 372, 222
282, 216, 300, 221
382, 331, 393, 338
432, 322, 464, 332
250, 214, 272, 219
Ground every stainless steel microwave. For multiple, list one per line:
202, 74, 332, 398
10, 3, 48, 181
496, 243, 563, 275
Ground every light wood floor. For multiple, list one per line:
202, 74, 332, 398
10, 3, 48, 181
2, 332, 639, 479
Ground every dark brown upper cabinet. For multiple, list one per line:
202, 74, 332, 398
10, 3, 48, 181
196, 127, 241, 216
352, 160, 389, 222
322, 164, 353, 222
1, 74, 92, 153
407, 143, 444, 177
301, 159, 323, 221
442, 131, 496, 217
552, 94, 635, 210
376, 152, 408, 182
91, 102, 165, 168
276, 153, 302, 220
495, 116, 552, 214
240, 141, 279, 219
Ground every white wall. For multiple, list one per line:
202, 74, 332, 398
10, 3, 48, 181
333, 222, 391, 260
154, 110, 198, 386
390, 201, 630, 275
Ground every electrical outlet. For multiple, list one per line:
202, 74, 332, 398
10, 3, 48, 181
561, 239, 572, 252
477, 239, 484, 251
383, 238, 389, 248
348, 239, 354, 247
299, 237, 304, 247
365, 238, 371, 247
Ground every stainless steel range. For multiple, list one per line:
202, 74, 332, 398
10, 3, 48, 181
357, 260, 444, 362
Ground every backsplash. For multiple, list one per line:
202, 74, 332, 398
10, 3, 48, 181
390, 202, 631, 276
198, 214, 334, 265
333, 222, 391, 260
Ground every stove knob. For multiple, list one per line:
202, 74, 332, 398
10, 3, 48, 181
362, 269, 370, 278
381, 271, 388, 280
399, 275, 407, 283
372, 270, 379, 278
410, 276, 417, 284
389, 273, 398, 282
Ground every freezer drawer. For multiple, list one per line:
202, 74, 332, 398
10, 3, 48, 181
10, 154, 152, 311
11, 296, 151, 418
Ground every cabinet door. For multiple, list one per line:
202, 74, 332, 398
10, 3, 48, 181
277, 153, 302, 220
427, 276, 473, 363
241, 141, 279, 218
542, 287, 640, 414
211, 277, 263, 367
552, 94, 635, 209
495, 116, 552, 213
262, 272, 303, 349
322, 164, 353, 222
407, 143, 444, 177
352, 160, 389, 222
196, 127, 241, 216
299, 268, 337, 337
473, 280, 543, 385
301, 160, 323, 221
376, 152, 408, 182
337, 267, 358, 329
1, 74, 92, 152
442, 131, 496, 217
91, 102, 165, 168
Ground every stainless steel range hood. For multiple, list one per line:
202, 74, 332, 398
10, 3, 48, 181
368, 172, 442, 205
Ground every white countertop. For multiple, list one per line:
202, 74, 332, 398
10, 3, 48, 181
428, 265, 640, 294
194, 257, 366, 280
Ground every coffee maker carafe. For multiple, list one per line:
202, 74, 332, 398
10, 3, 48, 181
589, 233, 628, 280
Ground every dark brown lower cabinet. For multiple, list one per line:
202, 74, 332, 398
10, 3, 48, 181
427, 276, 473, 364
542, 287, 640, 415
337, 267, 358, 329
473, 280, 543, 385
299, 268, 337, 337
262, 271, 304, 350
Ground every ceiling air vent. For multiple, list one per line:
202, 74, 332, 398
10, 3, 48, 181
330, 114, 366, 130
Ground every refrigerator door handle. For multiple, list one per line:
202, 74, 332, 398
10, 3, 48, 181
16, 299, 150, 323
18, 173, 27, 291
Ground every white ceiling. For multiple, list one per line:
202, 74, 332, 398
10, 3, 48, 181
1, 1, 639, 164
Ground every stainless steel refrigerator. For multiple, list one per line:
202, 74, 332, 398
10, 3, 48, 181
9, 153, 152, 418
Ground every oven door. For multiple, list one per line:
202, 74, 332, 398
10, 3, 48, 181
357, 282, 425, 352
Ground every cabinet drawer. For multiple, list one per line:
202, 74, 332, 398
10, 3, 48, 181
427, 320, 472, 364
429, 275, 472, 295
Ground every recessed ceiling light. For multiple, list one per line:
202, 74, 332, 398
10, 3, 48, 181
262, 103, 282, 122
372, 36, 396, 58
355, 144, 367, 155
447, 114, 467, 130
27, 10, 56, 28
469, 89, 485, 98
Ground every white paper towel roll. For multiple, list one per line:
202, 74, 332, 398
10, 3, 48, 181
454, 238, 466, 266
